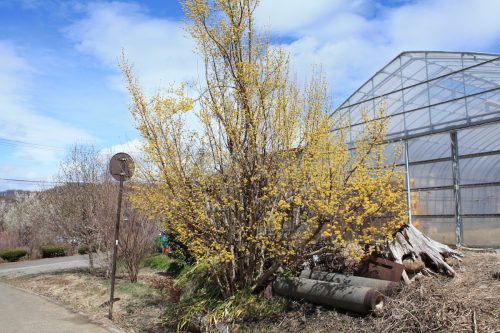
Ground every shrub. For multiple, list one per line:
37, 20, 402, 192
0, 247, 27, 262
154, 235, 163, 253
77, 244, 91, 255
40, 244, 66, 258
166, 261, 185, 277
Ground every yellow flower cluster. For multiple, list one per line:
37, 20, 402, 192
122, 0, 407, 296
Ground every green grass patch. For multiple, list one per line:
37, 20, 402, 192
142, 254, 172, 270
142, 254, 188, 277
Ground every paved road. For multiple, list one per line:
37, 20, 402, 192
0, 254, 94, 276
0, 282, 114, 333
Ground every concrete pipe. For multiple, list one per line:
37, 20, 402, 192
273, 277, 384, 314
300, 270, 401, 296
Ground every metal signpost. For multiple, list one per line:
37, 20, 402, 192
108, 152, 135, 320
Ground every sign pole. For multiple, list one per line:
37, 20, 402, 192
107, 153, 134, 320
108, 173, 124, 319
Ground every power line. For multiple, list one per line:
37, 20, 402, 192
0, 137, 68, 152
0, 178, 62, 185
0, 178, 129, 185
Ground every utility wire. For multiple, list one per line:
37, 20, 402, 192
0, 137, 68, 152
0, 177, 62, 184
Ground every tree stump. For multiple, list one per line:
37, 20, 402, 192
387, 225, 463, 278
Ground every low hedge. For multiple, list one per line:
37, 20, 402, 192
77, 244, 97, 255
77, 244, 89, 255
0, 247, 27, 262
40, 244, 66, 258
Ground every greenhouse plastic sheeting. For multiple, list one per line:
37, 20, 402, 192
335, 51, 500, 247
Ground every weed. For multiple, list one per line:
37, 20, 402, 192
163, 288, 287, 331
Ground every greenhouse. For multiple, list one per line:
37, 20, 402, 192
335, 51, 500, 248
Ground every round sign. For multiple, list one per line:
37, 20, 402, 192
109, 152, 135, 181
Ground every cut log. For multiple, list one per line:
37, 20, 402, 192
387, 225, 463, 278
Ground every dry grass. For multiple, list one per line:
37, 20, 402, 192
240, 249, 500, 333
373, 250, 500, 333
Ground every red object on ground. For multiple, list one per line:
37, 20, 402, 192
163, 247, 170, 254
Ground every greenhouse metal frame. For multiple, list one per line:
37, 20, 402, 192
335, 51, 500, 248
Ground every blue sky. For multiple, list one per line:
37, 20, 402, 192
1, 0, 500, 191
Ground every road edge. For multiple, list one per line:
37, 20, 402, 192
0, 281, 126, 333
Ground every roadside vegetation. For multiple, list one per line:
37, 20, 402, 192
0, 247, 27, 262
77, 244, 92, 255
1, 249, 498, 332
40, 244, 66, 258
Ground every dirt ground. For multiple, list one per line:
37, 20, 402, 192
1, 249, 499, 333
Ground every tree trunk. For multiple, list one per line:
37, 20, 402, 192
129, 263, 138, 283
250, 261, 282, 293
387, 225, 463, 277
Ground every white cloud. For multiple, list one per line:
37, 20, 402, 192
64, 0, 500, 111
99, 138, 143, 161
0, 41, 94, 146
3, 0, 495, 191
255, 0, 345, 35
257, 0, 500, 105
64, 0, 500, 110
386, 0, 500, 50
66, 2, 199, 94
0, 41, 96, 190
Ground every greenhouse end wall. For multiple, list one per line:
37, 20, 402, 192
335, 51, 500, 248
